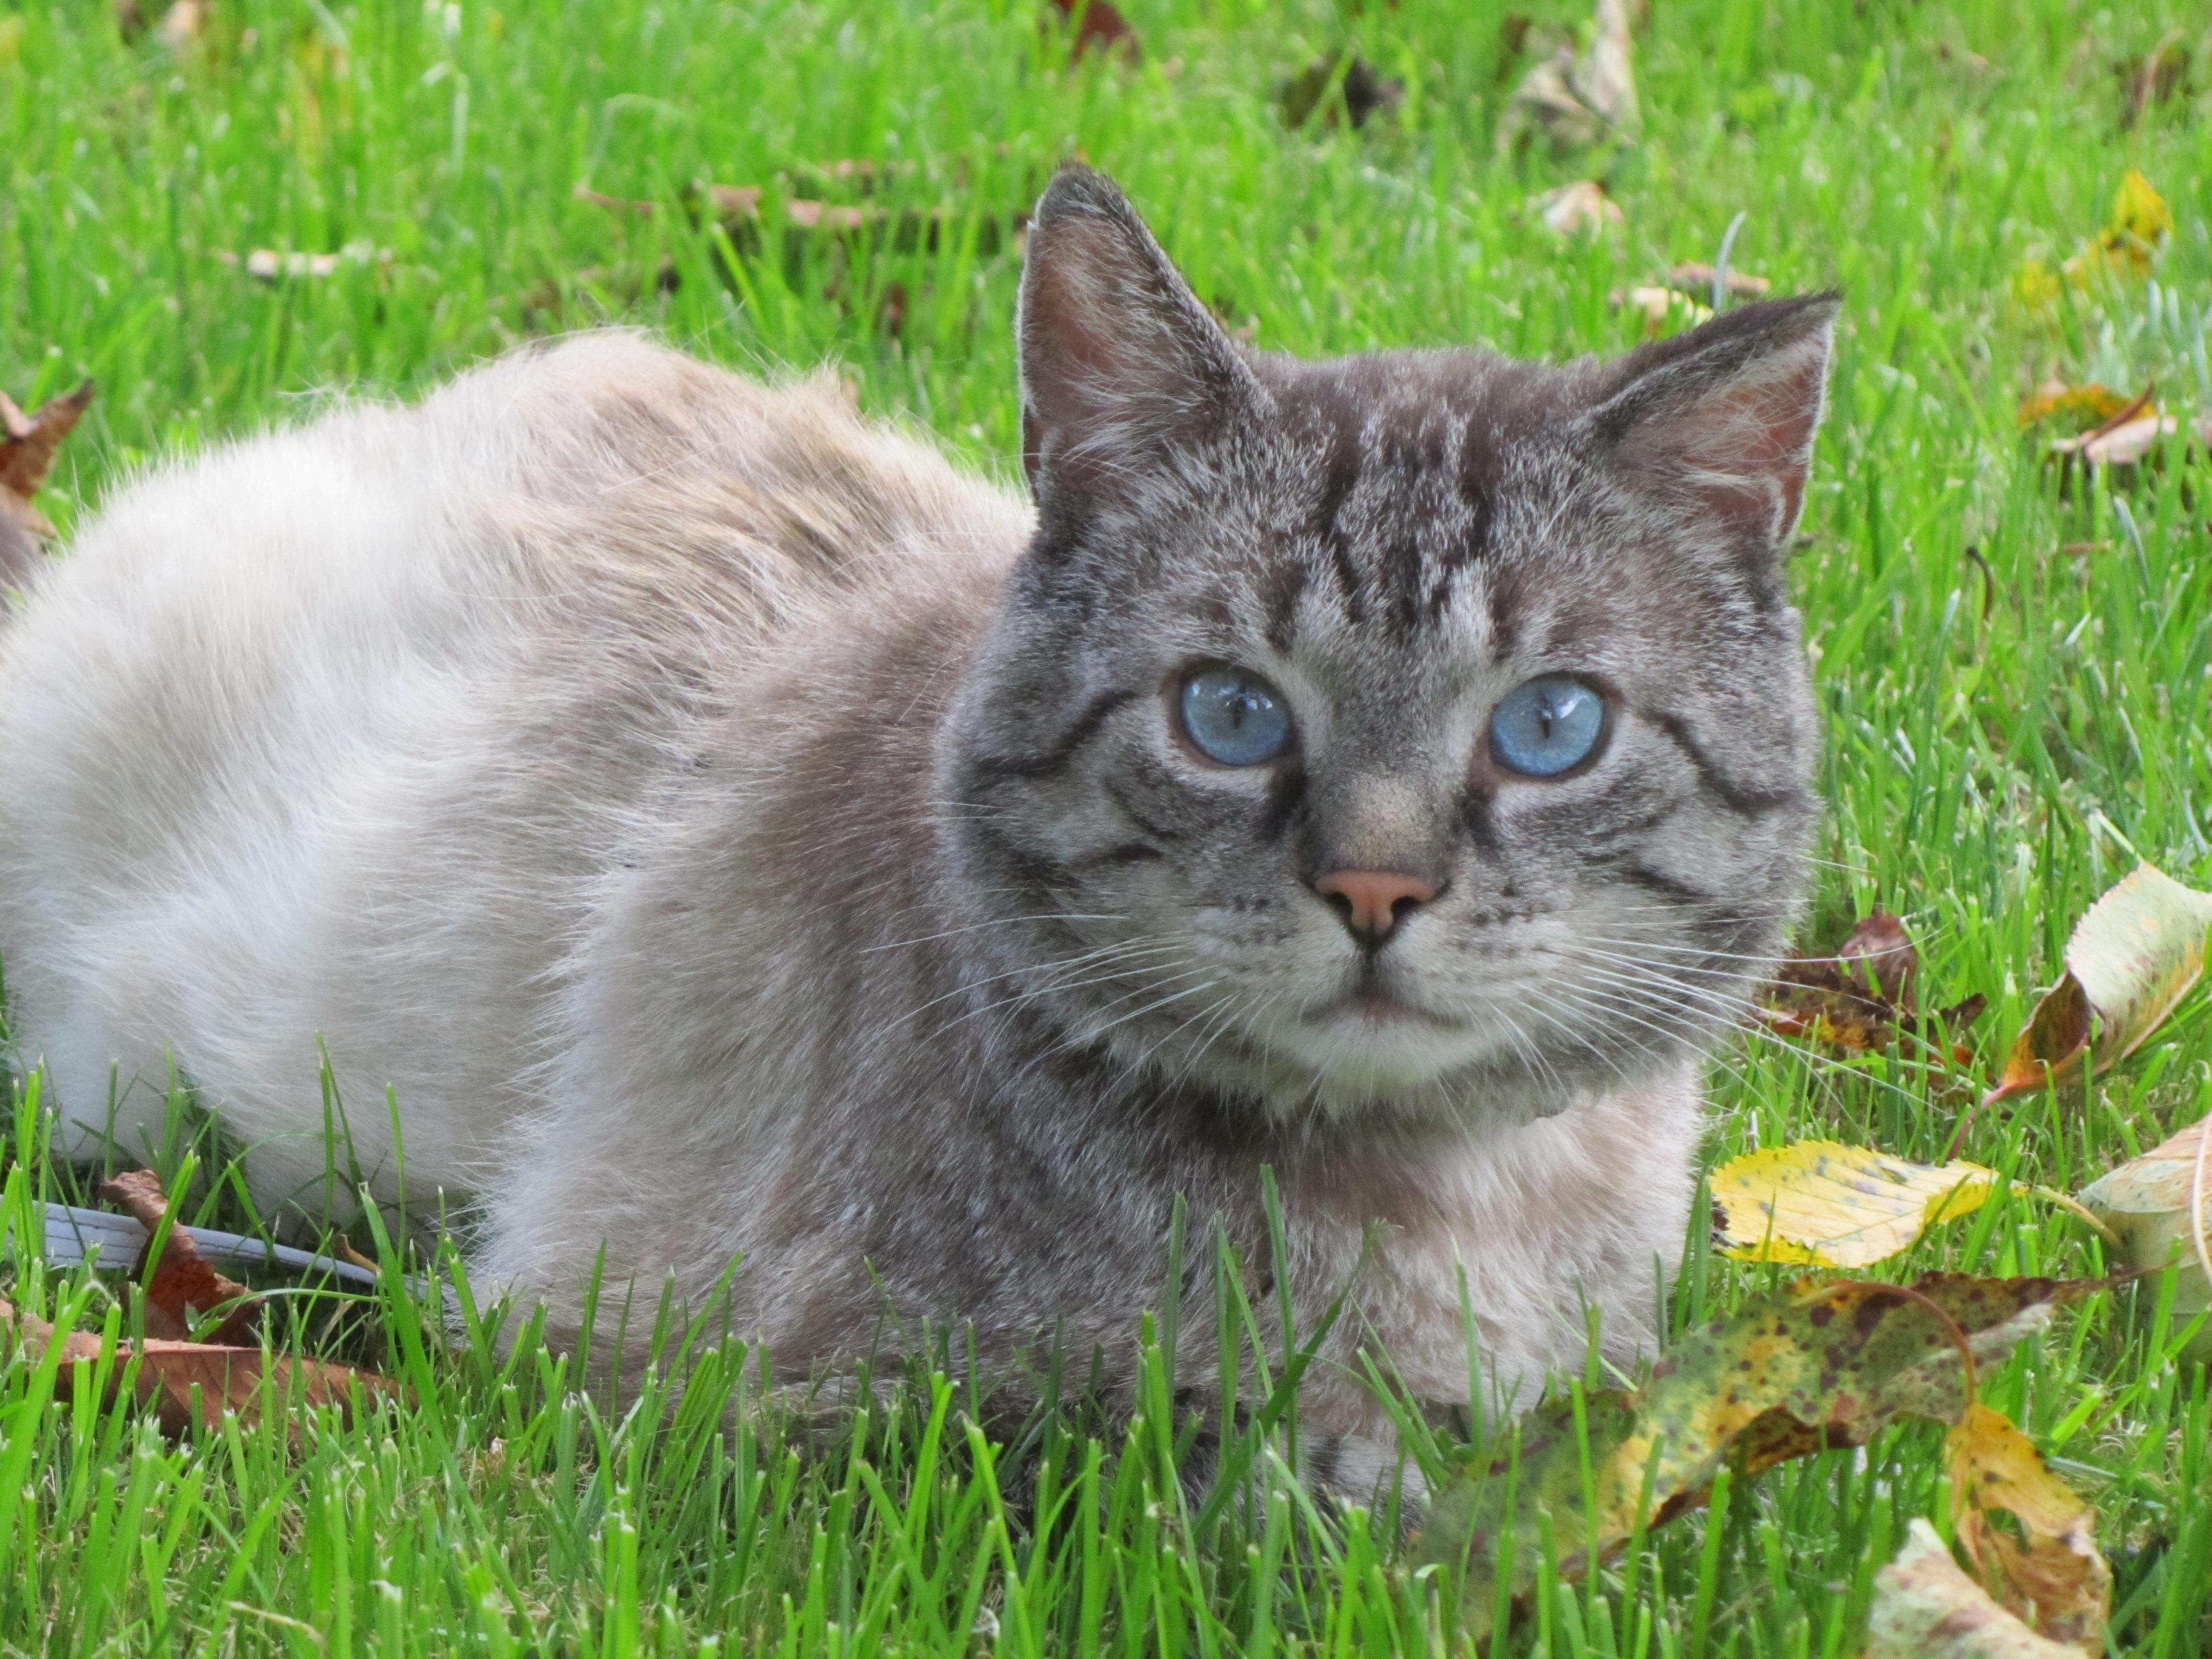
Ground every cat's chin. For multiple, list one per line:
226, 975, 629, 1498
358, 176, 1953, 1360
1115, 998, 1597, 1131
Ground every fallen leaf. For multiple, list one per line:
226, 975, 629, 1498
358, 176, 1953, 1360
0, 1298, 397, 1437
1280, 54, 1406, 131
1047, 0, 1138, 65
1711, 1141, 1995, 1266
1417, 1273, 2098, 1636
158, 0, 205, 50
2078, 1116, 2211, 1363
1665, 261, 1772, 302
2015, 171, 2175, 317
1867, 1519, 2082, 1658
2016, 381, 2132, 431
2069, 414, 2176, 467
2118, 34, 2189, 131
99, 1169, 259, 1345
573, 182, 656, 216
1536, 179, 1623, 236
1613, 284, 1709, 336
1759, 909, 1983, 1059
1984, 863, 2212, 1108
1, 378, 95, 562
1612, 283, 1711, 336
1497, 0, 1637, 155
221, 242, 391, 283
2060, 169, 2171, 286
1948, 1403, 2111, 1651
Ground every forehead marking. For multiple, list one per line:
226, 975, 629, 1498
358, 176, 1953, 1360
1315, 417, 1368, 626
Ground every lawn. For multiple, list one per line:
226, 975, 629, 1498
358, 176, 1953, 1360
3, 0, 2211, 1653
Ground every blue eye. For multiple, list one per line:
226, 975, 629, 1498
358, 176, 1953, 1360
1489, 675, 1606, 778
1179, 668, 1294, 767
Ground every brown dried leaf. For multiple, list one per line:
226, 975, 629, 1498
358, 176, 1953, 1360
1665, 262, 1772, 301
1280, 54, 1406, 131
1047, 0, 1138, 64
2118, 34, 2189, 131
0, 1298, 396, 1437
0, 378, 95, 550
1536, 180, 1623, 237
158, 0, 206, 49
1498, 0, 1637, 155
1760, 910, 1980, 1058
99, 1170, 259, 1345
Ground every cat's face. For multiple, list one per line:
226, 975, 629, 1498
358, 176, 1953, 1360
947, 167, 1831, 1126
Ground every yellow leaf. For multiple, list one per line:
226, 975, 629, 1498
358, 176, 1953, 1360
1947, 1405, 2111, 1653
2011, 258, 2062, 317
2078, 1116, 2211, 1363
1711, 1140, 1995, 1266
2061, 169, 2172, 286
2015, 381, 2131, 431
2109, 168, 2172, 247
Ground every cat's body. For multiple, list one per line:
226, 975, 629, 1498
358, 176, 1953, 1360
0, 170, 1832, 1462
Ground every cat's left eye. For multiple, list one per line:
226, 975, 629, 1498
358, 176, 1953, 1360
1178, 668, 1294, 767
1488, 675, 1606, 778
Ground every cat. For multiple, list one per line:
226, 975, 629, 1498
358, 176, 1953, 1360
0, 165, 1833, 1482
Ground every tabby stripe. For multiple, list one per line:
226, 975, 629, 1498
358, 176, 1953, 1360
1101, 776, 1180, 842
966, 688, 1136, 783
1258, 769, 1307, 844
974, 820, 1083, 894
1614, 860, 1719, 907
1647, 712, 1801, 817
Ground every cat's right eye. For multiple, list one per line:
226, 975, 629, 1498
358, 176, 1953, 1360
1178, 668, 1294, 767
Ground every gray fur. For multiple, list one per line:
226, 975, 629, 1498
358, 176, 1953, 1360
0, 165, 1834, 1462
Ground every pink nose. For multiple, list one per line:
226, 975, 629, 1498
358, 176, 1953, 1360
1313, 869, 1438, 940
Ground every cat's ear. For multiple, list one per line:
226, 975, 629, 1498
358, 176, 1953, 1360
1017, 165, 1259, 502
1586, 293, 1839, 556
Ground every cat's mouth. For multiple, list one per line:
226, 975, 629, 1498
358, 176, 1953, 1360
1309, 990, 1456, 1028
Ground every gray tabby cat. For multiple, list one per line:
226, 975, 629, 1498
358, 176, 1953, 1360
0, 166, 1832, 1478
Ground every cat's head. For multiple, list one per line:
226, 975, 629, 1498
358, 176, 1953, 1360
944, 165, 1831, 1129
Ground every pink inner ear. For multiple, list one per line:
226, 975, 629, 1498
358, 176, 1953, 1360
1666, 343, 1829, 547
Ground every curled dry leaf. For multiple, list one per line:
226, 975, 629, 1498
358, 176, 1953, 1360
2118, 34, 2190, 131
0, 1298, 397, 1438
1536, 180, 1623, 237
1947, 1403, 2111, 1652
1497, 0, 1637, 155
1711, 1140, 1994, 1266
1417, 1272, 2098, 1637
1665, 261, 1771, 301
1867, 1520, 2082, 1659
1, 377, 96, 570
99, 1169, 260, 1345
1280, 54, 1406, 131
1047, 0, 1138, 65
2078, 1116, 2211, 1363
1613, 284, 1711, 336
1759, 909, 1985, 1059
1984, 863, 2212, 1109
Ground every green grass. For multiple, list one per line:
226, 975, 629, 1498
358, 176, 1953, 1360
5, 0, 2212, 1652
